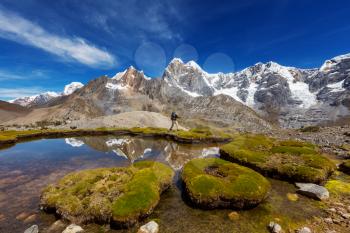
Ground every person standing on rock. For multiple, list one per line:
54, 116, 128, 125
169, 112, 180, 131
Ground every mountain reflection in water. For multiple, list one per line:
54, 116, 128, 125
65, 136, 220, 170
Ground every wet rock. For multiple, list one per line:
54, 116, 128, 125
228, 211, 240, 221
297, 227, 312, 233
23, 214, 37, 223
137, 221, 159, 233
47, 220, 66, 232
24, 225, 39, 233
0, 213, 5, 222
268, 221, 282, 233
296, 183, 329, 200
286, 193, 298, 201
16, 212, 30, 221
62, 224, 83, 233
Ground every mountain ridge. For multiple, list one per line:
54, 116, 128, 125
2, 52, 350, 129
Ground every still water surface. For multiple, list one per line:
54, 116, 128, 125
0, 136, 322, 233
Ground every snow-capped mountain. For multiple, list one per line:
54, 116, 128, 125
5, 52, 350, 129
11, 82, 84, 107
63, 82, 84, 95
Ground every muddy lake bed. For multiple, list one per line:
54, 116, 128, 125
0, 136, 327, 232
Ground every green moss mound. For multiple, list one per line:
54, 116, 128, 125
219, 135, 336, 183
40, 161, 174, 227
181, 158, 270, 209
339, 160, 350, 175
325, 180, 350, 197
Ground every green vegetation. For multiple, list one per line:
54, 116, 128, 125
220, 134, 336, 183
325, 180, 350, 197
339, 160, 350, 175
0, 127, 231, 147
181, 158, 270, 209
40, 161, 174, 227
129, 126, 232, 141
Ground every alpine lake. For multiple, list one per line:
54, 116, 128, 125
0, 134, 338, 233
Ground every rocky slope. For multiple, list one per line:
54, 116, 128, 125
0, 100, 30, 123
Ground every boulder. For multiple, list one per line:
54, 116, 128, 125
24, 225, 38, 233
137, 221, 159, 233
268, 221, 282, 233
62, 224, 83, 233
182, 158, 270, 209
295, 183, 329, 201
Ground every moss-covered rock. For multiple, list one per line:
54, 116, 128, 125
40, 161, 174, 228
339, 160, 350, 175
219, 135, 336, 183
325, 180, 350, 197
181, 158, 270, 209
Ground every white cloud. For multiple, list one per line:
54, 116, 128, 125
0, 7, 116, 68
0, 69, 49, 81
0, 87, 46, 99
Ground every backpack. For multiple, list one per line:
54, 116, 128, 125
171, 112, 177, 120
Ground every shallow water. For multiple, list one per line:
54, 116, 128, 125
0, 136, 325, 233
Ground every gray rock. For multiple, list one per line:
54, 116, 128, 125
62, 224, 83, 233
268, 221, 282, 233
24, 225, 39, 233
295, 183, 329, 201
297, 227, 312, 233
137, 221, 159, 233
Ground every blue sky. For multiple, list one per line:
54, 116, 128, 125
0, 0, 350, 100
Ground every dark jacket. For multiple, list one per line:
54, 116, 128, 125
171, 112, 179, 121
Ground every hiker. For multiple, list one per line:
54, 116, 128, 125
169, 112, 180, 131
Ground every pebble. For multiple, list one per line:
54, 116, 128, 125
268, 221, 282, 233
341, 213, 350, 219
137, 221, 159, 233
228, 211, 239, 221
62, 224, 84, 233
297, 227, 312, 233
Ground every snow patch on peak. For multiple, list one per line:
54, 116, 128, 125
112, 69, 127, 80
186, 60, 202, 71
327, 80, 346, 92
170, 57, 184, 64
105, 82, 127, 91
63, 82, 84, 95
320, 53, 350, 72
